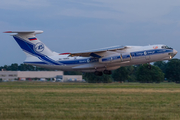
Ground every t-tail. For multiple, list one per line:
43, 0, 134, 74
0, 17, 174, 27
4, 31, 59, 65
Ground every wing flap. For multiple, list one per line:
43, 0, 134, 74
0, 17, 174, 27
70, 45, 129, 57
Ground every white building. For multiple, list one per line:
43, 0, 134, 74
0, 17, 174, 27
0, 71, 83, 82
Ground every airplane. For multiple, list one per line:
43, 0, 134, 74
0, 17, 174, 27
4, 30, 177, 76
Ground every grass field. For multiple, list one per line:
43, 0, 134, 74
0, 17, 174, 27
0, 82, 180, 120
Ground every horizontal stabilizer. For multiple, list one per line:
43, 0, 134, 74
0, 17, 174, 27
4, 30, 43, 35
4, 30, 57, 59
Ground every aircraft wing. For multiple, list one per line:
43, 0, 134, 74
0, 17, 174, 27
70, 45, 129, 58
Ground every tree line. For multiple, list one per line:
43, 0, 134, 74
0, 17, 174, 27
84, 59, 180, 83
0, 63, 50, 71
0, 59, 180, 83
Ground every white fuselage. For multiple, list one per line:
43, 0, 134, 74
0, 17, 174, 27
24, 44, 177, 72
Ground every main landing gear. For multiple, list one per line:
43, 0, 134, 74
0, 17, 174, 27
103, 70, 112, 75
94, 70, 112, 76
147, 63, 151, 69
94, 71, 103, 76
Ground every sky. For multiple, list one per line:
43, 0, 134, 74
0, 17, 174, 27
1, 0, 180, 66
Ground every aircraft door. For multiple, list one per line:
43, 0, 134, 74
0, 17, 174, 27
144, 51, 151, 60
130, 53, 135, 59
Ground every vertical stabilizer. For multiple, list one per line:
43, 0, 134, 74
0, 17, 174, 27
4, 31, 57, 57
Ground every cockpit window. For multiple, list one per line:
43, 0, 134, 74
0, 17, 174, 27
161, 45, 172, 49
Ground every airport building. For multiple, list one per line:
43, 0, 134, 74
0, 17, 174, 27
0, 71, 83, 82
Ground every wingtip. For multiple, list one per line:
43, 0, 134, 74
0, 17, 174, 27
4, 31, 12, 33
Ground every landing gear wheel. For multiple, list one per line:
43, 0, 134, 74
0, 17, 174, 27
103, 70, 112, 75
147, 65, 151, 69
94, 71, 103, 76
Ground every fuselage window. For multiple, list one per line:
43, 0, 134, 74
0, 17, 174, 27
161, 46, 172, 49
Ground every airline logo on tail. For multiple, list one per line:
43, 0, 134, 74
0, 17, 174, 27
34, 42, 44, 52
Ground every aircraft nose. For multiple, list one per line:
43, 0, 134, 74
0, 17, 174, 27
173, 49, 178, 55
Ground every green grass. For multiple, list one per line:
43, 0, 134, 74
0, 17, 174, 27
0, 82, 180, 120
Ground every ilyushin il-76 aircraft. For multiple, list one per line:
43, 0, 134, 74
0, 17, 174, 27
4, 30, 177, 76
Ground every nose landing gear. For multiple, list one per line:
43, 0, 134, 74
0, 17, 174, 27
147, 63, 151, 69
94, 70, 112, 76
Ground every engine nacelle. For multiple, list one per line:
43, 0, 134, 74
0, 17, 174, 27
121, 53, 131, 61
99, 55, 121, 63
99, 53, 132, 63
